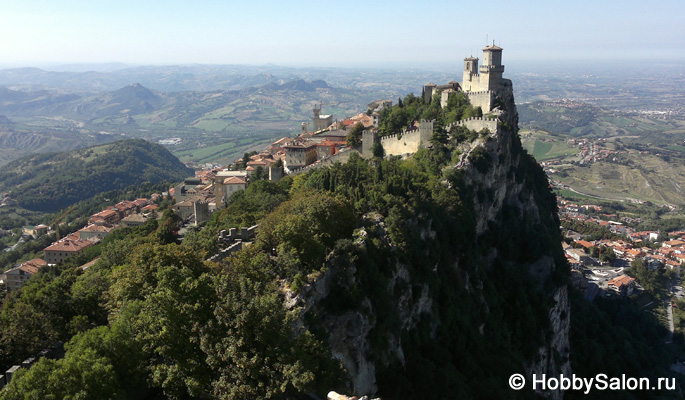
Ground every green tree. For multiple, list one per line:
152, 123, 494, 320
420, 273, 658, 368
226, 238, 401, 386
346, 122, 365, 148
106, 243, 216, 399
431, 124, 448, 146
2, 348, 125, 400
371, 142, 385, 158
253, 165, 266, 181
257, 191, 356, 277
203, 275, 337, 399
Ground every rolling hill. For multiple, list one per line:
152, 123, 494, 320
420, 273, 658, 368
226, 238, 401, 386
0, 79, 380, 165
518, 100, 685, 139
0, 139, 192, 212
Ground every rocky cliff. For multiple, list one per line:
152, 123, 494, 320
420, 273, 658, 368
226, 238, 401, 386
290, 84, 571, 399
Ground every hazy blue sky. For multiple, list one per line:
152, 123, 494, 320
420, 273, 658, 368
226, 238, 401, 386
1, 0, 683, 68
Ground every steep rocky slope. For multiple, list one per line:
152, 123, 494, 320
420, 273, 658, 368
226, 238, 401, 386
291, 85, 571, 398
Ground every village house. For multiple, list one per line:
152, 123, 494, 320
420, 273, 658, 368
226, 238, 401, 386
142, 203, 159, 212
121, 213, 149, 228
222, 177, 247, 196
574, 240, 594, 250
43, 237, 94, 265
566, 248, 594, 266
284, 143, 318, 170
213, 170, 249, 207
132, 198, 149, 210
663, 239, 685, 248
79, 223, 116, 241
113, 201, 138, 219
1, 258, 48, 291
89, 209, 119, 225
608, 275, 637, 296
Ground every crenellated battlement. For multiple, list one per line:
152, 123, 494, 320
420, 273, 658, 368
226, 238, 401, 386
465, 90, 493, 96
446, 116, 499, 135
378, 128, 416, 144
288, 148, 355, 175
461, 44, 506, 110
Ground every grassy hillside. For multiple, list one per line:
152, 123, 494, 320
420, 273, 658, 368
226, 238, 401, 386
519, 100, 685, 139
0, 139, 192, 212
521, 127, 685, 206
520, 129, 579, 161
555, 153, 685, 205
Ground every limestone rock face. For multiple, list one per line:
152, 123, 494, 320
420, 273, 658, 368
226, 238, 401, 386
527, 285, 572, 400
302, 83, 570, 398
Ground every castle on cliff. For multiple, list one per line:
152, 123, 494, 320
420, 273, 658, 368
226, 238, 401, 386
287, 43, 512, 172
358, 43, 511, 159
423, 42, 512, 114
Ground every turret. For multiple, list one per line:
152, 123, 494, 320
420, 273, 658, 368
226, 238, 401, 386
423, 83, 437, 104
480, 43, 504, 74
479, 43, 504, 91
462, 56, 479, 91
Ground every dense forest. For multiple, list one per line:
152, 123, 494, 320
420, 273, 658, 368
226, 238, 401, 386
0, 139, 192, 212
0, 91, 681, 399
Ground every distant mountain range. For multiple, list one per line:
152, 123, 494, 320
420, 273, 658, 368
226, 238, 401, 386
0, 139, 192, 213
0, 65, 284, 92
0, 78, 381, 166
0, 64, 450, 94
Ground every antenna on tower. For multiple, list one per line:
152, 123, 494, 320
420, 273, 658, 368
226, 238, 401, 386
486, 34, 488, 46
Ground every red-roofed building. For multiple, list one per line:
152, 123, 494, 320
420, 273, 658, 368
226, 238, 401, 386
316, 140, 343, 158
114, 201, 137, 217
44, 238, 94, 265
574, 240, 594, 249
133, 198, 149, 209
625, 248, 644, 261
222, 177, 247, 197
1, 258, 48, 291
608, 275, 636, 296
142, 204, 159, 212
79, 223, 116, 241
89, 209, 119, 225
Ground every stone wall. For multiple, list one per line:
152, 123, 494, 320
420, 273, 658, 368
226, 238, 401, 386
378, 119, 433, 157
446, 116, 498, 135
379, 130, 422, 157
464, 90, 495, 113
289, 149, 358, 176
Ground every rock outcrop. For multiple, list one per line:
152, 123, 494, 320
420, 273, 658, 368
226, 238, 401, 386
297, 81, 571, 398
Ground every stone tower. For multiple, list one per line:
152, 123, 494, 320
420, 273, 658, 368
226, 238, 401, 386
313, 104, 333, 132
479, 43, 504, 92
462, 56, 479, 92
423, 83, 437, 104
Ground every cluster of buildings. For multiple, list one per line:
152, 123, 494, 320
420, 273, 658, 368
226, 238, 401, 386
559, 197, 638, 236
559, 195, 685, 298
1, 42, 513, 293
1, 195, 161, 292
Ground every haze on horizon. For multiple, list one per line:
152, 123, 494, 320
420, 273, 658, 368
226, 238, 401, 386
1, 0, 684, 70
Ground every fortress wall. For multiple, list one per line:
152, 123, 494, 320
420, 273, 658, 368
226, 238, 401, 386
380, 129, 423, 157
465, 91, 495, 113
207, 241, 243, 264
447, 117, 498, 134
288, 149, 357, 176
